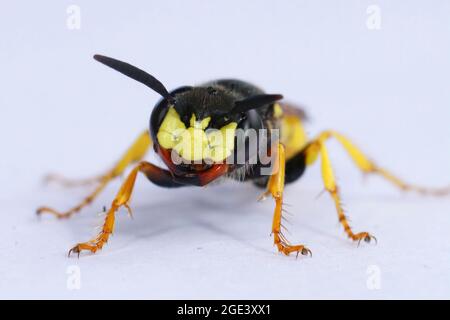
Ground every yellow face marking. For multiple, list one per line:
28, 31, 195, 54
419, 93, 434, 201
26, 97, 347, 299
205, 122, 238, 162
156, 107, 187, 149
190, 114, 211, 130
157, 106, 237, 162
173, 127, 209, 161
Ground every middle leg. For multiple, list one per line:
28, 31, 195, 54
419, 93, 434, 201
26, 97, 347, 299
304, 136, 376, 243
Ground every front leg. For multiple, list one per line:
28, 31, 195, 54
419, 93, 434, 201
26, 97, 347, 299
261, 143, 312, 258
69, 161, 182, 257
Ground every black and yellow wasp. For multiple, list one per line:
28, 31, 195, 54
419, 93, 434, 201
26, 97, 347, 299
37, 55, 449, 257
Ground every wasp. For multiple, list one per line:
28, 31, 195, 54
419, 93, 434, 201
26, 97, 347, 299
37, 55, 450, 257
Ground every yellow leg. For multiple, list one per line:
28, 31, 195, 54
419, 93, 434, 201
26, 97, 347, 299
308, 130, 450, 196
37, 130, 152, 219
260, 143, 312, 257
306, 138, 376, 243
44, 173, 104, 188
68, 162, 147, 256
305, 129, 450, 243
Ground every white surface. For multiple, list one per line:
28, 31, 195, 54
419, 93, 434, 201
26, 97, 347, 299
1, 1, 449, 299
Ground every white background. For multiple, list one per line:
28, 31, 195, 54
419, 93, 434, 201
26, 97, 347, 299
1, 1, 449, 299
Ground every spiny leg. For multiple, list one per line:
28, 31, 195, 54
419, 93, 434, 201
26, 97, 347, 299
305, 138, 376, 243
69, 161, 181, 256
44, 173, 104, 188
260, 143, 311, 257
302, 130, 450, 243
314, 131, 450, 196
37, 130, 151, 219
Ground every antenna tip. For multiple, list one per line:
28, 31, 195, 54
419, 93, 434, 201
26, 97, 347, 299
93, 54, 106, 62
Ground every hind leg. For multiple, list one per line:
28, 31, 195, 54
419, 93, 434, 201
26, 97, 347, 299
307, 131, 450, 196
303, 130, 449, 243
37, 130, 151, 219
